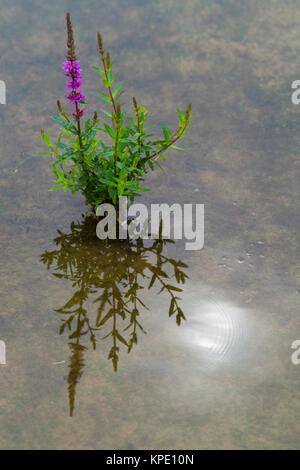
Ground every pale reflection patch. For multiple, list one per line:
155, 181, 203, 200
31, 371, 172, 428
172, 288, 251, 369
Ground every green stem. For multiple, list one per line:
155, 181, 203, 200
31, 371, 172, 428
101, 55, 133, 159
141, 122, 188, 165
75, 103, 83, 152
114, 126, 119, 176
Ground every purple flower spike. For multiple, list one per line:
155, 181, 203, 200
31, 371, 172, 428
63, 14, 86, 121
63, 59, 86, 119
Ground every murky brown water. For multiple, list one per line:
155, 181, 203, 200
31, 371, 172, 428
0, 0, 299, 449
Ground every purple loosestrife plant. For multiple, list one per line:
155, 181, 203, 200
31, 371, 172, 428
38, 13, 194, 214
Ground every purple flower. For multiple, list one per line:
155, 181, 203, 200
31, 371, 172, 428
72, 107, 86, 119
63, 13, 86, 121
63, 58, 86, 119
67, 90, 85, 103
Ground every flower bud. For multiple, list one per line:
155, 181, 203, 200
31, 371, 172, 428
92, 111, 98, 125
57, 100, 63, 113
185, 102, 192, 120
132, 96, 138, 114
97, 32, 104, 55
66, 12, 76, 61
106, 51, 110, 68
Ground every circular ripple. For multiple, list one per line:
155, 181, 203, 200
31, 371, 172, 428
178, 291, 250, 370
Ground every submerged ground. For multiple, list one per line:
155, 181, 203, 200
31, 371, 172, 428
0, 0, 299, 449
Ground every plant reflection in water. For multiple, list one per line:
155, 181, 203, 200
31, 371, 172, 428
40, 216, 188, 415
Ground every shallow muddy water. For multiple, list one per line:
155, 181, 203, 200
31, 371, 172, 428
0, 0, 299, 449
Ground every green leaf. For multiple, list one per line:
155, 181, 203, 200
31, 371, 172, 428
40, 130, 54, 149
170, 145, 185, 151
100, 108, 112, 118
134, 187, 151, 192
115, 90, 126, 102
49, 185, 65, 191
112, 82, 123, 98
99, 178, 117, 187
94, 92, 111, 105
177, 108, 185, 125
159, 122, 172, 141
103, 123, 116, 140
92, 66, 106, 80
